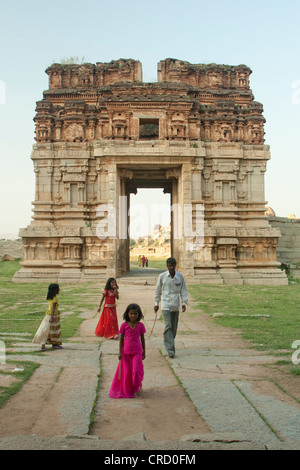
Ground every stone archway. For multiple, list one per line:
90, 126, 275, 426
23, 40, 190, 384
116, 166, 180, 277
14, 58, 288, 285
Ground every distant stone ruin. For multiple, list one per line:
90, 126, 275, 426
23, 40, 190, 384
14, 58, 287, 284
268, 217, 300, 265
0, 239, 23, 261
130, 224, 171, 258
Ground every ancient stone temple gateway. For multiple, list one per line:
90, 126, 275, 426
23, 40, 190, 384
14, 58, 287, 285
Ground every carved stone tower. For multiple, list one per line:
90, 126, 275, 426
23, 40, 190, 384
14, 58, 287, 284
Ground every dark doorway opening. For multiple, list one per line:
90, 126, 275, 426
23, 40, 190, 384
139, 118, 159, 140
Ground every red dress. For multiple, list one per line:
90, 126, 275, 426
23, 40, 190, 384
94, 289, 119, 339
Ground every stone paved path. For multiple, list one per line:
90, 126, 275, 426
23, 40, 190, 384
0, 272, 300, 450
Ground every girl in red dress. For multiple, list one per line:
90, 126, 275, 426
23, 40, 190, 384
95, 278, 120, 339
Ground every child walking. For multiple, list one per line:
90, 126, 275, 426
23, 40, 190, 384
32, 283, 63, 351
95, 278, 120, 339
109, 303, 146, 399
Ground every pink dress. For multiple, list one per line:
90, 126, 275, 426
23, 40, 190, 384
109, 322, 146, 399
94, 289, 119, 339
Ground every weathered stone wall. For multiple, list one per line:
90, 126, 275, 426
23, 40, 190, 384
13, 58, 287, 285
34, 59, 265, 146
268, 217, 300, 264
0, 240, 23, 260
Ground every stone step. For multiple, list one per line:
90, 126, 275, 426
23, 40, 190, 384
239, 269, 288, 285
192, 269, 224, 284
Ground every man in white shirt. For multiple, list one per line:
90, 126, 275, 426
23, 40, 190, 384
154, 257, 188, 358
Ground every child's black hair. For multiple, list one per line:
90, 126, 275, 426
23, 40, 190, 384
123, 303, 144, 322
46, 283, 59, 300
105, 277, 116, 290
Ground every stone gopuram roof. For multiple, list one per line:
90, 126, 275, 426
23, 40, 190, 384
34, 58, 265, 145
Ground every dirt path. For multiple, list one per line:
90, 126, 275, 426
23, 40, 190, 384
0, 277, 300, 449
89, 284, 210, 441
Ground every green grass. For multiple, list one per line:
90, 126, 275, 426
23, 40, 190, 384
2, 261, 299, 377
0, 260, 97, 347
130, 257, 167, 270
0, 260, 101, 408
0, 360, 40, 408
188, 284, 300, 359
290, 367, 300, 376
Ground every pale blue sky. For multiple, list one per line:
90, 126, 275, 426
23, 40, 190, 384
1, 0, 300, 238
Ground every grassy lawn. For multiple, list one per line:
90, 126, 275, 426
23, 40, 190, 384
0, 260, 101, 408
128, 257, 300, 375
0, 361, 40, 408
0, 260, 98, 347
1, 260, 299, 374
130, 256, 167, 270
188, 283, 300, 374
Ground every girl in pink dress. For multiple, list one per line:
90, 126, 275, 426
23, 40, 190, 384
95, 278, 120, 339
109, 303, 146, 399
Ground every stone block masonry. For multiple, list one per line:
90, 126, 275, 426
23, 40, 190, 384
268, 217, 300, 265
0, 239, 23, 260
13, 58, 287, 285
